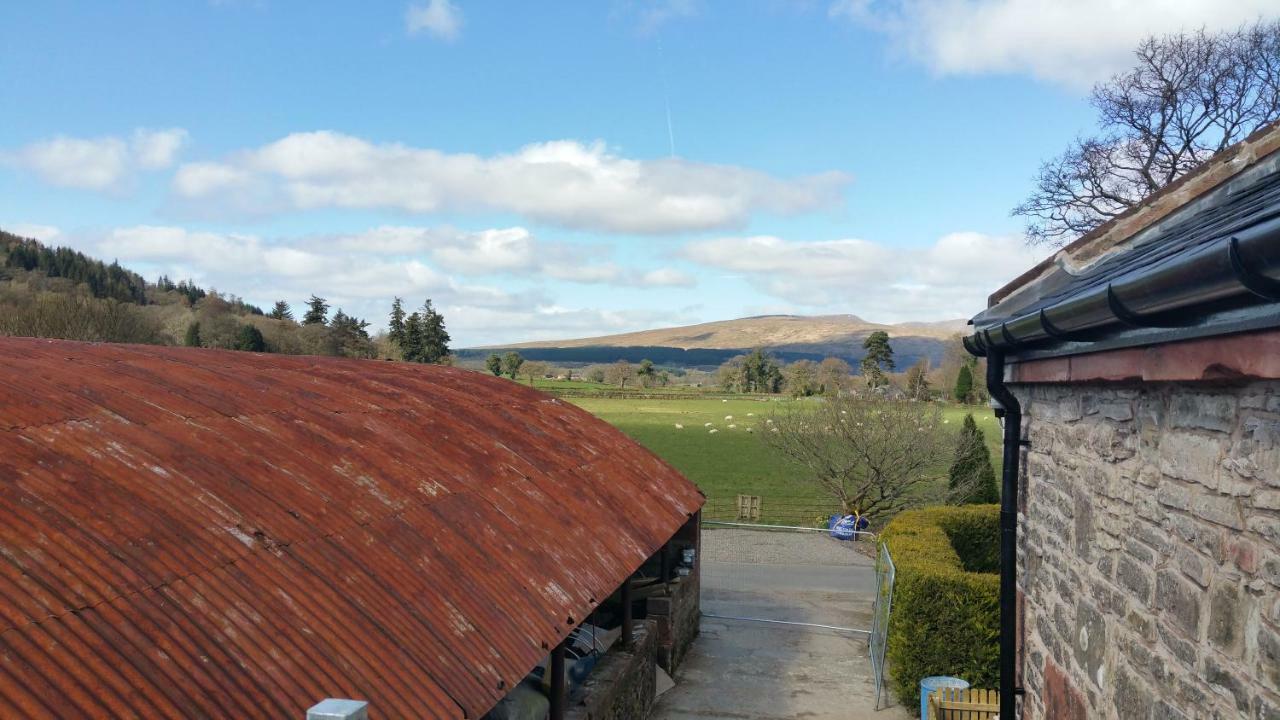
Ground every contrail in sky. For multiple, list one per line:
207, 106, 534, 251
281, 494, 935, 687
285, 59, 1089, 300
658, 38, 676, 157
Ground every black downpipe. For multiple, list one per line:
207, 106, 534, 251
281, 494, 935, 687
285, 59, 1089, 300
986, 350, 1022, 719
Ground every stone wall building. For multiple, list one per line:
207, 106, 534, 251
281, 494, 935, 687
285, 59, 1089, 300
967, 121, 1280, 719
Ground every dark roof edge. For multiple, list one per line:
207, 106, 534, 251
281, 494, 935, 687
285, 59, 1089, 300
965, 215, 1280, 360
989, 118, 1280, 309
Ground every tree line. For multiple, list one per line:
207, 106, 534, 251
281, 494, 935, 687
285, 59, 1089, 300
0, 231, 452, 365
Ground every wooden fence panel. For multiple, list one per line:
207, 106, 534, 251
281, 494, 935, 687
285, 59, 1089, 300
927, 687, 999, 719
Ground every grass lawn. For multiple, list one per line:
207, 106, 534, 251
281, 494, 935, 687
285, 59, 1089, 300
567, 394, 1002, 526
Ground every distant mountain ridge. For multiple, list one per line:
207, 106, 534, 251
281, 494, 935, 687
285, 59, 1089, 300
460, 314, 968, 370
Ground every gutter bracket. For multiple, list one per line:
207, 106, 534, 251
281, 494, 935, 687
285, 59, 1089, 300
1106, 284, 1191, 328
1038, 309, 1076, 341
1229, 236, 1280, 301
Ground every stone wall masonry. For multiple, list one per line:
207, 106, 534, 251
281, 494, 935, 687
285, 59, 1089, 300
1015, 380, 1280, 720
566, 621, 658, 720
647, 569, 700, 675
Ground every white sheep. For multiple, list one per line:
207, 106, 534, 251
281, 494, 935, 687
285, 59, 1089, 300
728, 424, 737, 429
674, 424, 684, 429
770, 427, 779, 433
747, 412, 755, 417
746, 427, 754, 433
704, 422, 713, 427
724, 415, 733, 421
765, 418, 773, 424
709, 428, 719, 434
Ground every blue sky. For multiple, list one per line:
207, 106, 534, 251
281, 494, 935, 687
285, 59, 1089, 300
3, 0, 1276, 346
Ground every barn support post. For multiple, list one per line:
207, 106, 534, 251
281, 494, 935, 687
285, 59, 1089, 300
549, 639, 567, 720
620, 578, 634, 649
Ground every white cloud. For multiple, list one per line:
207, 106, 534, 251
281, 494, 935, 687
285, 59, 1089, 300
170, 131, 848, 233
331, 225, 696, 287
831, 0, 1280, 87
406, 0, 463, 40
627, 0, 700, 34
4, 128, 189, 191
52, 223, 695, 344
681, 231, 1042, 320
131, 129, 190, 169
4, 223, 62, 243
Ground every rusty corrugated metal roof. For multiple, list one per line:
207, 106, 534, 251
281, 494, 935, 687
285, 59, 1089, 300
0, 337, 704, 719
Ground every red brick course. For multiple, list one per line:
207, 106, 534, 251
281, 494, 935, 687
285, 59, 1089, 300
1010, 328, 1280, 384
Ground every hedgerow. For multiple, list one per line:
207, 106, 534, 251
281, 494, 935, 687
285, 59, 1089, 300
880, 504, 1000, 714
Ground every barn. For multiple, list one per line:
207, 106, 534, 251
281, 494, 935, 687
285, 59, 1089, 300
0, 337, 704, 718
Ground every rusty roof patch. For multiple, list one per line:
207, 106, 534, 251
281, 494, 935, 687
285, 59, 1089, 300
0, 337, 704, 719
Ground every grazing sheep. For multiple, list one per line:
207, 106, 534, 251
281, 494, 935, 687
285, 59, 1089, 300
765, 418, 773, 424
747, 412, 755, 417
709, 428, 719, 434
721, 399, 728, 403
746, 427, 754, 433
770, 427, 779, 433
728, 424, 737, 429
724, 415, 733, 421
674, 424, 684, 429
704, 422, 713, 427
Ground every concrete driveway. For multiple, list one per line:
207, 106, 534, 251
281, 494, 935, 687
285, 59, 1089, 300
651, 529, 911, 720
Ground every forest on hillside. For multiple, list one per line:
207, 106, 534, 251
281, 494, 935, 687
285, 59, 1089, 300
0, 229, 449, 363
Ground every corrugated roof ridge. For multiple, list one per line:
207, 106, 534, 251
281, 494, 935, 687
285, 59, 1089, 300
0, 445, 623, 637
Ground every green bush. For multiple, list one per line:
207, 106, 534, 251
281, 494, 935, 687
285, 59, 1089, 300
880, 505, 1000, 714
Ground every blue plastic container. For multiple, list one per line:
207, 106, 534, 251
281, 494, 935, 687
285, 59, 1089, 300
919, 676, 969, 719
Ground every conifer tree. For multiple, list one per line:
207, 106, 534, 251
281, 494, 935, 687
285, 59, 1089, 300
184, 322, 202, 347
269, 301, 292, 321
302, 295, 329, 325
949, 414, 999, 503
954, 363, 974, 404
234, 324, 266, 352
388, 297, 406, 345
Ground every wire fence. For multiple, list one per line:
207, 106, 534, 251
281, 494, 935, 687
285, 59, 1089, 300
869, 542, 896, 710
701, 495, 844, 528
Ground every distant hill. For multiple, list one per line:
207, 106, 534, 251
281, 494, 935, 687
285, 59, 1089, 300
459, 315, 968, 370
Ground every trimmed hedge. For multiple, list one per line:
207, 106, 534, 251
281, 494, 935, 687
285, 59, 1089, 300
880, 505, 1000, 714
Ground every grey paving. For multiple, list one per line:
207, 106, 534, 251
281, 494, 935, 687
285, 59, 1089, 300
652, 529, 910, 720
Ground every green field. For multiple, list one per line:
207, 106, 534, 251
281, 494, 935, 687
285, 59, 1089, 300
566, 393, 1002, 525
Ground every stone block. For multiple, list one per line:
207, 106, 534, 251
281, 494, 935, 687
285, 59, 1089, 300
1254, 490, 1280, 510
1117, 556, 1154, 604
1206, 655, 1251, 714
1259, 625, 1280, 689
1191, 490, 1245, 531
1112, 666, 1154, 720
1072, 602, 1107, 687
1169, 393, 1237, 433
1156, 570, 1202, 638
1176, 547, 1213, 588
1042, 658, 1089, 720
1207, 582, 1245, 658
1158, 431, 1224, 486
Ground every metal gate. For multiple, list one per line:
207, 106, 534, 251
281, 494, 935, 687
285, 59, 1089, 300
869, 542, 897, 709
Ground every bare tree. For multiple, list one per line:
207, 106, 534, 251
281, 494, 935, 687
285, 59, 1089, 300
522, 360, 550, 385
1014, 22, 1280, 246
604, 359, 632, 389
762, 396, 986, 520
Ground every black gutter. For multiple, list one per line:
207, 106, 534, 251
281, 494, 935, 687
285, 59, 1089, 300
968, 214, 1280, 352
985, 350, 1022, 719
